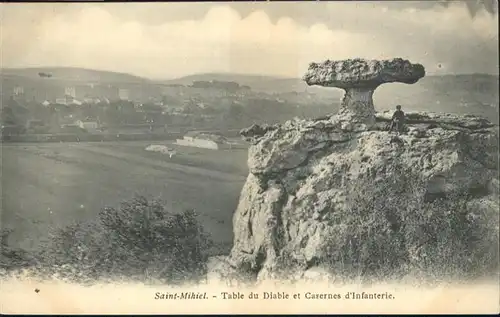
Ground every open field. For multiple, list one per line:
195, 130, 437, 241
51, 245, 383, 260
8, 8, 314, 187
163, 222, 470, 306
1, 141, 249, 254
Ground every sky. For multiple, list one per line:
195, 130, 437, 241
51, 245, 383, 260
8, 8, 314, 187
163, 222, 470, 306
1, 1, 498, 79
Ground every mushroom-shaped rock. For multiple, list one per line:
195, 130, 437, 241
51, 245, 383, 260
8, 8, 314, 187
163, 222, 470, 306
303, 58, 425, 127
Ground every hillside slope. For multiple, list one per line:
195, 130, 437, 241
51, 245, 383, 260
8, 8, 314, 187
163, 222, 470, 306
165, 72, 499, 122
1, 68, 158, 102
1, 67, 150, 84
164, 72, 497, 95
2, 68, 498, 123
161, 72, 334, 95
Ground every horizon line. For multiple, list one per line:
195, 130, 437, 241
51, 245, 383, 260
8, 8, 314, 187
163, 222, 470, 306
2, 66, 499, 81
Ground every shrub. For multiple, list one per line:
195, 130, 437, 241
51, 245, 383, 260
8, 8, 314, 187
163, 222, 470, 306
322, 166, 499, 282
32, 196, 213, 284
1, 228, 36, 271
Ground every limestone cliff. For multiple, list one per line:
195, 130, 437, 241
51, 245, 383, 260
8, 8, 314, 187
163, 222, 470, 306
208, 58, 499, 283
224, 111, 499, 281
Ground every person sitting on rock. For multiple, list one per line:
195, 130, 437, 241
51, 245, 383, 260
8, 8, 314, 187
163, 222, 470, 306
389, 105, 406, 134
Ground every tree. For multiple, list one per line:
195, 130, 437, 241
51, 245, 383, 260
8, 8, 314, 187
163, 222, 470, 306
32, 196, 214, 284
1, 106, 17, 125
228, 103, 244, 121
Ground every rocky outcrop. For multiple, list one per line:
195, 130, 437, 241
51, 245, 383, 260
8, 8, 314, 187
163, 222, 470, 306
221, 110, 499, 282
208, 59, 498, 284
303, 58, 425, 128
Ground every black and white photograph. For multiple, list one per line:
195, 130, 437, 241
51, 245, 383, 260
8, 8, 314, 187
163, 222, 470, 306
0, 0, 499, 314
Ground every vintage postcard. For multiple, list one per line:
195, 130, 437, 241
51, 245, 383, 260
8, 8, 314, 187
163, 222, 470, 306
0, 0, 499, 314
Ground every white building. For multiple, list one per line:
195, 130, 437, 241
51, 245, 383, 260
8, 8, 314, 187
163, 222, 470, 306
55, 97, 83, 106
176, 131, 231, 150
76, 119, 99, 132
13, 86, 24, 95
55, 98, 68, 105
65, 86, 76, 98
119, 88, 130, 100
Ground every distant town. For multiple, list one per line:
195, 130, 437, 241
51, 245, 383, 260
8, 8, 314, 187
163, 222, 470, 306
1, 73, 338, 142
1, 68, 498, 143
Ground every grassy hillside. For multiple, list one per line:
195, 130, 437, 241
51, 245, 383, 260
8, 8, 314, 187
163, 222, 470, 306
1, 67, 150, 84
1, 67, 159, 102
1, 142, 247, 254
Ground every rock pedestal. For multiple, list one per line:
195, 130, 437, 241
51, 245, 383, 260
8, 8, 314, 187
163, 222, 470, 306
303, 58, 425, 128
338, 87, 376, 127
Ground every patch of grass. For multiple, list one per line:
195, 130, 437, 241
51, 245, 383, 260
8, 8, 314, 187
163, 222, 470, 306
2, 196, 214, 285
321, 166, 499, 282
1, 228, 37, 271
103, 142, 249, 176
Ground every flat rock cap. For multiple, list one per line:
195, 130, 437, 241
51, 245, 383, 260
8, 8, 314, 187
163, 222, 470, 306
303, 58, 425, 89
